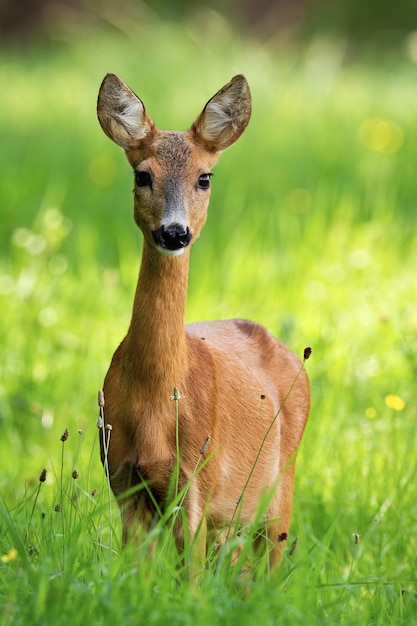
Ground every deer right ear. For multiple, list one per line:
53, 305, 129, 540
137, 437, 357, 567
97, 73, 154, 150
192, 74, 252, 152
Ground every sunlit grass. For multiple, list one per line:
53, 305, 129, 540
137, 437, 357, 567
1, 13, 417, 625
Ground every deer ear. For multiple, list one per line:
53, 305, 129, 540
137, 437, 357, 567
192, 75, 252, 151
97, 73, 154, 150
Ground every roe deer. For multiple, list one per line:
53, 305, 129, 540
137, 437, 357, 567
97, 73, 310, 571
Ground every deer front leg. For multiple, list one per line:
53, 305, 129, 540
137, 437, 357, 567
189, 515, 207, 583
173, 482, 208, 581
109, 462, 159, 548
120, 491, 160, 546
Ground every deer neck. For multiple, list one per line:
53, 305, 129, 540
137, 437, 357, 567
123, 241, 189, 399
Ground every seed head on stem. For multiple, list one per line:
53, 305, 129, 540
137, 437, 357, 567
200, 434, 211, 456
98, 389, 105, 408
60, 428, 69, 442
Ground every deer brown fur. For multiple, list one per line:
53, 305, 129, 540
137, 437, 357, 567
97, 73, 310, 572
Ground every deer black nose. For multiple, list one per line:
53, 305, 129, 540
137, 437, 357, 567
152, 224, 192, 251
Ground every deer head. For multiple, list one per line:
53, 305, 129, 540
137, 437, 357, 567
97, 74, 252, 256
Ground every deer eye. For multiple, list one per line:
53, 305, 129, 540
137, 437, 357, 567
135, 170, 152, 188
197, 173, 212, 190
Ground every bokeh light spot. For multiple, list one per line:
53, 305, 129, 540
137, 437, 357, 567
384, 395, 405, 411
358, 118, 404, 154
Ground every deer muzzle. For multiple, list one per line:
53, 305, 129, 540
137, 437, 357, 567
152, 224, 192, 255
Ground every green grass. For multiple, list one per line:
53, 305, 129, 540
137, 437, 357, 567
1, 11, 417, 625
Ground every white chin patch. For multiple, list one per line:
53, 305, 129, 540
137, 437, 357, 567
156, 245, 186, 257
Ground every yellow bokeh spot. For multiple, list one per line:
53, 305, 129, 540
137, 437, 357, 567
385, 395, 405, 411
365, 407, 377, 419
358, 118, 404, 154
1, 548, 18, 563
89, 154, 118, 187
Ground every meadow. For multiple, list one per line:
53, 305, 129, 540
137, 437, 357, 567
1, 11, 417, 625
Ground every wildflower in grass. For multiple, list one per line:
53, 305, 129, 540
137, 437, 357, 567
303, 346, 312, 360
365, 407, 377, 418
278, 532, 288, 542
385, 395, 405, 411
60, 428, 69, 442
1, 548, 17, 563
72, 469, 79, 480
98, 389, 105, 407
39, 468, 47, 482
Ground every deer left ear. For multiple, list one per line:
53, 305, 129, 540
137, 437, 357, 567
191, 75, 252, 152
97, 73, 154, 150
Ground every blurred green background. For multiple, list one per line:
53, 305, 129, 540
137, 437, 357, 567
1, 0, 417, 622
